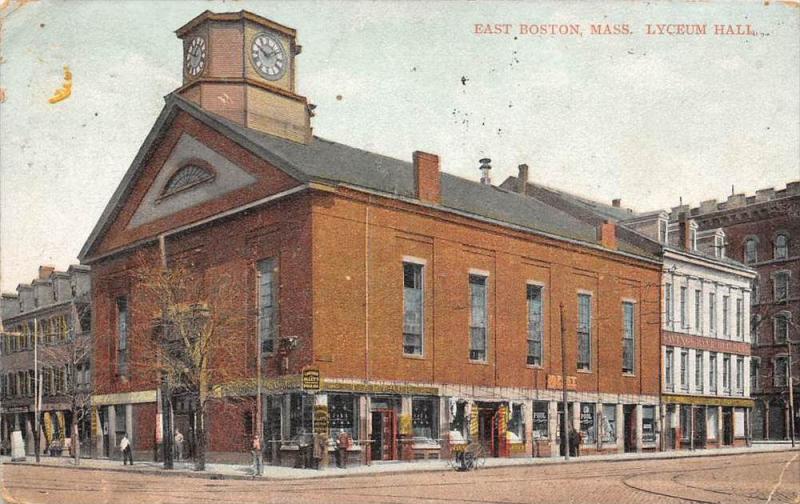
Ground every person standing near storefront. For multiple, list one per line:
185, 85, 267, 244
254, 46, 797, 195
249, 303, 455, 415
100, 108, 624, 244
336, 430, 352, 468
120, 433, 133, 465
251, 434, 263, 476
174, 429, 184, 461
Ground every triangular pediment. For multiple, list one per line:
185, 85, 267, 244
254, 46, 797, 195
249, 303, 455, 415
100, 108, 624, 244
128, 133, 257, 229
80, 96, 305, 261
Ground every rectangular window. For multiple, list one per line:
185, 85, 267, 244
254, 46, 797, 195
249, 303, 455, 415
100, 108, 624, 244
751, 359, 760, 393
707, 408, 719, 439
257, 259, 277, 355
775, 314, 789, 343
329, 394, 357, 437
665, 283, 673, 325
694, 289, 702, 332
116, 297, 128, 378
723, 354, 731, 394
403, 262, 424, 356
709, 293, 716, 332
736, 357, 744, 395
709, 353, 718, 391
526, 285, 543, 366
412, 397, 437, 439
642, 406, 656, 443
680, 349, 689, 391
507, 403, 524, 441
695, 352, 704, 393
532, 402, 549, 439
680, 405, 690, 440
622, 302, 635, 374
579, 403, 595, 444
774, 272, 789, 302
680, 287, 687, 328
601, 404, 617, 444
469, 275, 487, 361
775, 357, 789, 387
665, 347, 675, 392
577, 294, 592, 370
722, 295, 730, 337
736, 299, 743, 340
289, 393, 313, 437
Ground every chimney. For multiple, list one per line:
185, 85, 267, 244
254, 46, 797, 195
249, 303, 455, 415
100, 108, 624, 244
412, 151, 441, 204
516, 164, 529, 193
598, 220, 617, 250
38, 265, 55, 280
678, 213, 693, 250
479, 158, 492, 185
612, 198, 621, 208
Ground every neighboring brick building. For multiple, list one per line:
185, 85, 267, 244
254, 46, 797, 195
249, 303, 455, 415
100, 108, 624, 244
80, 10, 664, 466
502, 172, 758, 452
0, 265, 92, 457
684, 182, 800, 440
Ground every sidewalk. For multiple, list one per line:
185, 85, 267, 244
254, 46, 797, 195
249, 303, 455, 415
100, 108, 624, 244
2, 443, 796, 481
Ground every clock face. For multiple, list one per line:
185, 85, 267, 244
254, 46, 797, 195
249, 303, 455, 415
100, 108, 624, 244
251, 32, 288, 81
185, 36, 207, 77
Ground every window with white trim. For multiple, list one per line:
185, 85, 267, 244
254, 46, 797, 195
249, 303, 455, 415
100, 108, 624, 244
695, 351, 704, 393
526, 285, 543, 366
577, 294, 592, 371
403, 262, 424, 356
469, 274, 488, 361
622, 301, 635, 374
257, 258, 278, 354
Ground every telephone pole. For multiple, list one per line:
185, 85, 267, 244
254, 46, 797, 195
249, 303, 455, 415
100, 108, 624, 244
787, 342, 795, 448
560, 302, 569, 461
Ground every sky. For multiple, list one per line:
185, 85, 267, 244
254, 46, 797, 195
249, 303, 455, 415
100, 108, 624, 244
0, 0, 798, 292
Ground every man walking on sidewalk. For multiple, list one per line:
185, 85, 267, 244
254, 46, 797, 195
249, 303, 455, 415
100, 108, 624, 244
251, 434, 263, 476
120, 433, 134, 466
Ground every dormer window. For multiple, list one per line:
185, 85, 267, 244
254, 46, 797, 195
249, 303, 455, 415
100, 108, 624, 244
161, 162, 214, 197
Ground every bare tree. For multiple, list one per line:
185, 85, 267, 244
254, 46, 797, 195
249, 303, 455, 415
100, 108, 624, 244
38, 302, 92, 465
132, 253, 244, 471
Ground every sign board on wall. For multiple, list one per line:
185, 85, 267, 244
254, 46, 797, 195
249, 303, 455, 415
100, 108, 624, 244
302, 368, 321, 391
546, 374, 577, 391
313, 405, 329, 434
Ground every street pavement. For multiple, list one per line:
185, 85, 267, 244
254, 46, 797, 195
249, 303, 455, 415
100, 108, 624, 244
1, 449, 798, 503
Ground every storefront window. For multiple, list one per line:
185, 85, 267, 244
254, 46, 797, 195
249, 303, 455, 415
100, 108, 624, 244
706, 407, 719, 439
507, 403, 524, 441
532, 402, 548, 439
450, 401, 466, 435
642, 406, 656, 443
329, 394, 357, 437
680, 406, 691, 440
579, 404, 595, 444
601, 404, 616, 443
412, 397, 436, 439
289, 393, 313, 437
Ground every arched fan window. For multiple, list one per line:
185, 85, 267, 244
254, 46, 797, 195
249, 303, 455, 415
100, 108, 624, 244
162, 163, 214, 196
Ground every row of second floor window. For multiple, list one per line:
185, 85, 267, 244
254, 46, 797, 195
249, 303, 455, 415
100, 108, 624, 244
243, 259, 639, 374
1, 310, 91, 355
0, 363, 91, 400
664, 347, 746, 396
402, 262, 638, 374
752, 310, 795, 346
750, 355, 792, 390
751, 271, 793, 306
743, 233, 792, 264
664, 283, 747, 340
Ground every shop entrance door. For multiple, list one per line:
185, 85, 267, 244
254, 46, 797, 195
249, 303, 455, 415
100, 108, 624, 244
693, 407, 706, 449
370, 410, 396, 461
623, 405, 636, 453
722, 408, 733, 446
477, 406, 500, 457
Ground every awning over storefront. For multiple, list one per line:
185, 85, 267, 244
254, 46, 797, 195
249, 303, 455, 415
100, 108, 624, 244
662, 394, 754, 408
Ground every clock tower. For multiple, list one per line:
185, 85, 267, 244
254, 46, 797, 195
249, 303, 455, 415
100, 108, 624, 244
175, 10, 313, 144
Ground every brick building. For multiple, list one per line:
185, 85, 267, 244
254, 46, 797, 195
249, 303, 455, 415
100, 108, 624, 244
502, 173, 757, 452
80, 10, 664, 465
684, 182, 800, 440
0, 265, 92, 456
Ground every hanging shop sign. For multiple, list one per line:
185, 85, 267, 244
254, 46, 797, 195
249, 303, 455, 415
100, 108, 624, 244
546, 374, 577, 391
302, 368, 321, 391
313, 405, 329, 434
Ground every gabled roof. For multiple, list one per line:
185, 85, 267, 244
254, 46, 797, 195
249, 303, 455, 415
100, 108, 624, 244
80, 93, 660, 263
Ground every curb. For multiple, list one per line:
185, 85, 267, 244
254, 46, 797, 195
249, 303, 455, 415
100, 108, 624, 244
4, 446, 798, 482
